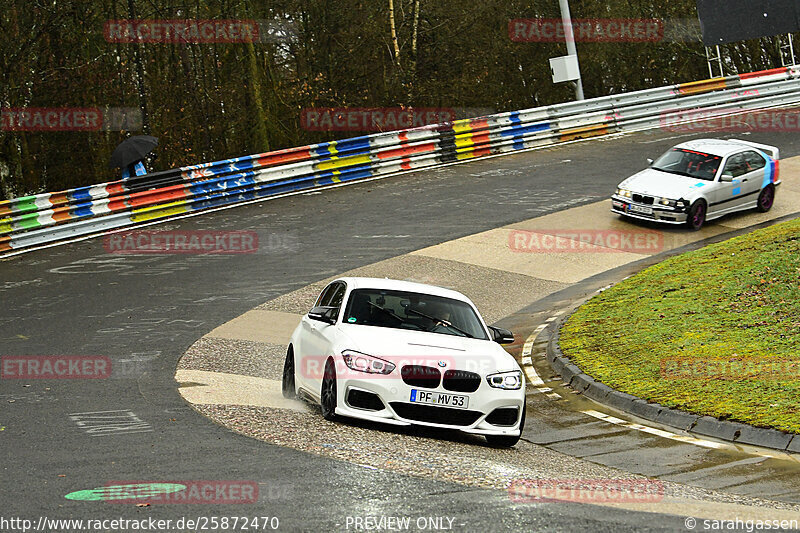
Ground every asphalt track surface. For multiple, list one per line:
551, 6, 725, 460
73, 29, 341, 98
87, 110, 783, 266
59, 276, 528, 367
2, 129, 800, 532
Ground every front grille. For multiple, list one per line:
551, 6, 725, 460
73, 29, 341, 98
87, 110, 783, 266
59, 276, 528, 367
390, 402, 483, 426
401, 365, 441, 388
486, 407, 520, 427
632, 194, 654, 205
346, 389, 384, 411
442, 369, 481, 393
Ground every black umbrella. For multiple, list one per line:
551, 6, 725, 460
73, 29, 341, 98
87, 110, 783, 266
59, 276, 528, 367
109, 135, 159, 169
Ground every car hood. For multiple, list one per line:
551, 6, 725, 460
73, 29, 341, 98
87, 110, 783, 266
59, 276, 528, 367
336, 324, 518, 373
619, 168, 710, 199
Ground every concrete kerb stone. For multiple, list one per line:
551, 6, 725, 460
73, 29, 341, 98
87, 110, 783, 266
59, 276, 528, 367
546, 312, 798, 452
583, 381, 614, 403
733, 426, 794, 451
654, 409, 700, 432
627, 400, 664, 421
569, 373, 596, 393
691, 416, 752, 442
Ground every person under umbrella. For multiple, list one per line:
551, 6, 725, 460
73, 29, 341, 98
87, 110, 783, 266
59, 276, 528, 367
110, 135, 158, 179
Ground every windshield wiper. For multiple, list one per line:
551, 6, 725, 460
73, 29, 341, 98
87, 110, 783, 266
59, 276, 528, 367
367, 301, 406, 324
652, 167, 697, 179
406, 307, 474, 338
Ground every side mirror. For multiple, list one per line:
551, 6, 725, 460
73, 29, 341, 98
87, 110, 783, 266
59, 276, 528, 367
489, 326, 515, 344
646, 158, 654, 166
720, 173, 734, 182
308, 306, 337, 325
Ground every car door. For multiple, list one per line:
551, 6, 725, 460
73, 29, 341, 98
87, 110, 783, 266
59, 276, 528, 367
296, 281, 347, 395
709, 153, 750, 216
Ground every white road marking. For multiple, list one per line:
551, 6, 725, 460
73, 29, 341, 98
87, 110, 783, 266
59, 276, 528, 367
520, 317, 563, 399
582, 409, 800, 461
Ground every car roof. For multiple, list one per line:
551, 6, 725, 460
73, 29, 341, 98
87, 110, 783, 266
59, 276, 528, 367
672, 138, 752, 158
334, 277, 471, 303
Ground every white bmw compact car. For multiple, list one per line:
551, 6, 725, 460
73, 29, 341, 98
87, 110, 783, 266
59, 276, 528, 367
283, 277, 526, 447
611, 138, 780, 230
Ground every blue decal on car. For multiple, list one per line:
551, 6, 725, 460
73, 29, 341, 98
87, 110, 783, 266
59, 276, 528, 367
753, 148, 775, 188
732, 187, 741, 196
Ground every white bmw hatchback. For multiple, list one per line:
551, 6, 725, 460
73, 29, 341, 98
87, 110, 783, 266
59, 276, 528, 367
611, 138, 780, 230
283, 277, 526, 447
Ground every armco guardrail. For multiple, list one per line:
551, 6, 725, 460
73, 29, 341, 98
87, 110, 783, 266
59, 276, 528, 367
2, 67, 800, 256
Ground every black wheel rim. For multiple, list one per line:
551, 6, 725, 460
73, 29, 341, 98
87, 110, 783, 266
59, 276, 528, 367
760, 187, 774, 209
692, 204, 705, 228
321, 363, 336, 416
282, 352, 295, 395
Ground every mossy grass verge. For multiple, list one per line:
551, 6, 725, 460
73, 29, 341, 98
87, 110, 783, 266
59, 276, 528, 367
560, 218, 800, 433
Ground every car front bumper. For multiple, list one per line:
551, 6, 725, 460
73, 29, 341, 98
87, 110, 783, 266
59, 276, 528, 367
610, 196, 688, 224
334, 377, 525, 437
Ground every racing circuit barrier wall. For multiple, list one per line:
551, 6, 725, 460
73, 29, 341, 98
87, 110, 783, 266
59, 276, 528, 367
3, 66, 800, 256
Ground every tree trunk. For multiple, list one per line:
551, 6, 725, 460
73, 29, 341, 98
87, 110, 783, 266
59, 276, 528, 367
127, 0, 150, 135
388, 0, 401, 65
246, 40, 271, 152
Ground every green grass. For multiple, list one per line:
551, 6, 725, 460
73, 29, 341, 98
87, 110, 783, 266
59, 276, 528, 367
559, 218, 800, 433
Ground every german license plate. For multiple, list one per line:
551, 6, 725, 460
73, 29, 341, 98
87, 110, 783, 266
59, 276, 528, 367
629, 204, 653, 214
410, 389, 468, 409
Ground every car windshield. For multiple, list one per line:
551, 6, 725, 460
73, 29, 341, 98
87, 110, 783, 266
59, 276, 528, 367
342, 288, 488, 340
651, 148, 722, 181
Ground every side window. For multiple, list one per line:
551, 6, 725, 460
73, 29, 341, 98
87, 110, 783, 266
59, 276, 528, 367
314, 283, 338, 307
742, 151, 766, 173
313, 282, 347, 311
722, 154, 748, 178
328, 283, 346, 312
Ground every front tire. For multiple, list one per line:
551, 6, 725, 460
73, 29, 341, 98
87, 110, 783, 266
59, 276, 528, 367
281, 347, 296, 399
686, 200, 706, 231
485, 402, 526, 448
756, 184, 775, 212
320, 358, 337, 421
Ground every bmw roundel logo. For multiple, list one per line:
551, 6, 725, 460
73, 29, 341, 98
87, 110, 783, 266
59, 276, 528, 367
437, 360, 447, 368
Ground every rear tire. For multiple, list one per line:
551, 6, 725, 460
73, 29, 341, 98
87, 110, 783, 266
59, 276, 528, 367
756, 184, 775, 213
485, 402, 526, 448
281, 347, 296, 399
281, 346, 297, 400
686, 200, 706, 231
320, 359, 337, 421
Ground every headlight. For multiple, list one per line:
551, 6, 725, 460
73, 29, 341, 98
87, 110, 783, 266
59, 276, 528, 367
341, 350, 395, 375
487, 370, 523, 390
616, 188, 632, 198
659, 198, 677, 207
